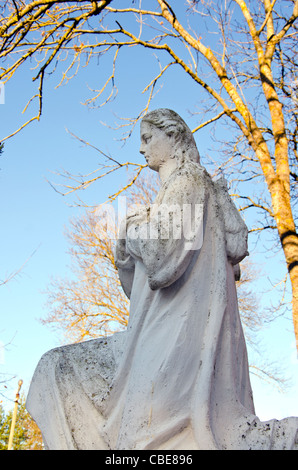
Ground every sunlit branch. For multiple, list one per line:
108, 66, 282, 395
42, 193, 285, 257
1, 70, 44, 142
258, 0, 277, 38
192, 109, 236, 133
234, 194, 274, 218
45, 129, 147, 199
94, 52, 119, 106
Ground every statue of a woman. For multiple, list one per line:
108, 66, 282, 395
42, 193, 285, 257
26, 109, 298, 450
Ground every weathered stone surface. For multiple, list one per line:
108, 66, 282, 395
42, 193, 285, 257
26, 109, 298, 450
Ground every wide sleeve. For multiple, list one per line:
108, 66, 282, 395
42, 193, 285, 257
125, 165, 207, 290
114, 220, 135, 299
214, 176, 249, 265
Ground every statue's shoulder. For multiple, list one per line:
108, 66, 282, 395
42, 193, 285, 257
212, 174, 230, 194
174, 161, 211, 185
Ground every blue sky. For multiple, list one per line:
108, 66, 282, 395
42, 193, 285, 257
0, 3, 297, 422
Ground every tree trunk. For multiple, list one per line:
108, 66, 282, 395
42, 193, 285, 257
263, 165, 298, 349
257, 60, 298, 350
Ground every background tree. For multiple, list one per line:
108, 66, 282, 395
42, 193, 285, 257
0, 1, 297, 346
0, 403, 7, 450
43, 207, 130, 342
0, 395, 43, 450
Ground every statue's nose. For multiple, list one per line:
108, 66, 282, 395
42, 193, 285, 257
139, 144, 145, 155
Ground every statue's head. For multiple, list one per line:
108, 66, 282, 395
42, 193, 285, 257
141, 108, 200, 165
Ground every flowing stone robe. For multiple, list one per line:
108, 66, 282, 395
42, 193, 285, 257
26, 161, 298, 450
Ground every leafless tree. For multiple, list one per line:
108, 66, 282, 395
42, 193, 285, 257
1, 0, 297, 347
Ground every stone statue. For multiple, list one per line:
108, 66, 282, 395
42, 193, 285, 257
26, 109, 298, 450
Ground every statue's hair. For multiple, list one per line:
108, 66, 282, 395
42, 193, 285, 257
142, 108, 200, 164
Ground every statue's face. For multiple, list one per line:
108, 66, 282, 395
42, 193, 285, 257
140, 121, 175, 172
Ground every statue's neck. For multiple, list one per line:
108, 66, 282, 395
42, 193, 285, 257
158, 158, 178, 184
